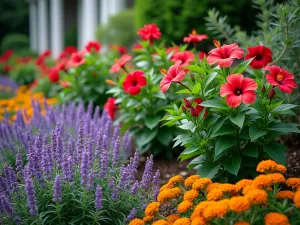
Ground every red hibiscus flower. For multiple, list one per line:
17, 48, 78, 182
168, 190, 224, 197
104, 97, 118, 120
49, 67, 60, 83
245, 45, 273, 69
122, 70, 147, 96
85, 41, 101, 53
41, 49, 52, 58
68, 51, 86, 68
183, 29, 208, 46
171, 51, 195, 66
60, 81, 71, 88
3, 64, 10, 73
132, 43, 143, 51
0, 50, 13, 62
159, 60, 186, 93
109, 54, 132, 73
199, 52, 208, 60
137, 24, 161, 44
264, 65, 298, 94
182, 98, 207, 117
207, 40, 244, 68
220, 74, 258, 108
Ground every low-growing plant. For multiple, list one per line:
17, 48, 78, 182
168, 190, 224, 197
9, 62, 38, 85
0, 123, 159, 225
161, 39, 299, 181
129, 160, 300, 225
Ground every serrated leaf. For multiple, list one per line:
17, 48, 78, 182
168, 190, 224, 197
230, 114, 245, 129
215, 136, 237, 158
223, 155, 241, 176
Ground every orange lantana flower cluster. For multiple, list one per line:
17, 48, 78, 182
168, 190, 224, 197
129, 160, 300, 225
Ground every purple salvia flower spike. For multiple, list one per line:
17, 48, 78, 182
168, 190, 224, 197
87, 170, 95, 190
124, 208, 137, 223
131, 181, 139, 195
140, 155, 154, 189
100, 149, 109, 177
25, 176, 38, 216
93, 105, 100, 121
53, 175, 62, 202
95, 185, 102, 210
16, 147, 23, 176
80, 149, 89, 187
76, 121, 84, 164
56, 129, 64, 169
152, 170, 160, 201
87, 101, 93, 117
112, 136, 120, 167
101, 134, 108, 152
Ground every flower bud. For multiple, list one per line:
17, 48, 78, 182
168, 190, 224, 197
269, 88, 275, 101
190, 106, 200, 117
183, 98, 192, 108
261, 85, 266, 93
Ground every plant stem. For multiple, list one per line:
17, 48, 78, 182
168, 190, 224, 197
178, 82, 192, 92
250, 206, 258, 224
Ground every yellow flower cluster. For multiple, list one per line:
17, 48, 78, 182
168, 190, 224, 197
0, 85, 56, 122
129, 160, 300, 225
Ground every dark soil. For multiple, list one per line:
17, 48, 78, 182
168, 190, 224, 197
285, 133, 300, 178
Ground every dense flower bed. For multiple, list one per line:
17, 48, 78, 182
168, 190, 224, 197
129, 160, 300, 225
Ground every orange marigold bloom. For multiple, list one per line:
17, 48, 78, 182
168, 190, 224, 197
294, 190, 300, 208
184, 190, 199, 201
207, 183, 221, 193
276, 164, 287, 174
207, 189, 223, 201
185, 175, 200, 187
242, 185, 257, 195
229, 196, 250, 213
160, 184, 171, 191
191, 216, 206, 225
286, 178, 300, 189
129, 218, 145, 225
276, 191, 294, 200
192, 178, 212, 191
203, 201, 228, 220
264, 212, 290, 225
219, 184, 235, 195
234, 221, 250, 225
245, 189, 267, 205
178, 200, 194, 213
252, 174, 273, 189
235, 179, 253, 193
267, 173, 285, 184
168, 175, 183, 187
191, 201, 214, 219
256, 160, 278, 173
167, 214, 181, 223
145, 202, 160, 216
173, 218, 191, 225
143, 215, 154, 222
152, 220, 169, 225
170, 187, 182, 198
157, 189, 171, 203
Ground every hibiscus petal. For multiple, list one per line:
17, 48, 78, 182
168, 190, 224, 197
138, 76, 147, 87
122, 81, 131, 92
220, 83, 234, 97
282, 79, 298, 88
129, 86, 141, 96
266, 73, 278, 86
218, 58, 233, 68
172, 71, 186, 82
242, 78, 258, 91
226, 74, 243, 87
281, 69, 294, 80
160, 82, 171, 93
278, 84, 293, 94
264, 65, 280, 75
226, 94, 242, 108
242, 90, 256, 104
134, 70, 145, 78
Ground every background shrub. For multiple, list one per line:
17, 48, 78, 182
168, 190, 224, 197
9, 62, 37, 85
0, 33, 30, 53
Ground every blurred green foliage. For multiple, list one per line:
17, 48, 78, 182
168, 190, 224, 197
96, 9, 135, 46
134, 0, 259, 46
1, 33, 30, 53
9, 62, 37, 85
64, 25, 78, 47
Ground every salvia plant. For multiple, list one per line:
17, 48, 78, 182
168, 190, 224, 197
161, 38, 299, 181
129, 160, 300, 225
0, 119, 159, 224
0, 100, 131, 168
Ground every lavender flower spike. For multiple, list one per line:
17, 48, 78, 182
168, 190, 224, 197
112, 136, 120, 167
15, 147, 23, 175
95, 185, 102, 210
53, 175, 62, 203
25, 176, 38, 216
152, 170, 160, 201
80, 150, 89, 186
124, 208, 137, 223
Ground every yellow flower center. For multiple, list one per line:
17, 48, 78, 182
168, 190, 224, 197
192, 29, 197, 35
276, 74, 283, 82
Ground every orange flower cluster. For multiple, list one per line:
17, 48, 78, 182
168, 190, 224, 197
129, 160, 300, 225
0, 85, 56, 122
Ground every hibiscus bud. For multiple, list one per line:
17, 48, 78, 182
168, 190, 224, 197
261, 85, 266, 93
183, 98, 192, 108
268, 88, 275, 101
190, 106, 200, 117
106, 79, 117, 86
